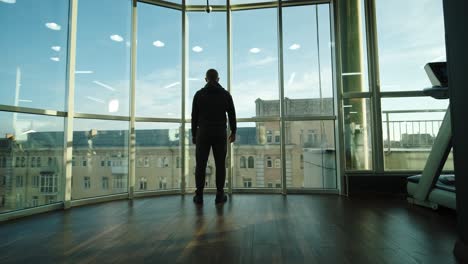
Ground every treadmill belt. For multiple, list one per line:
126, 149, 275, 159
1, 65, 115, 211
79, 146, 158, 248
406, 174, 456, 193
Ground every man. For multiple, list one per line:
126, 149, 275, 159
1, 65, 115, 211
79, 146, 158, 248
191, 69, 236, 205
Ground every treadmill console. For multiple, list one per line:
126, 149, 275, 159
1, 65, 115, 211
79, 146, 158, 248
424, 62, 448, 99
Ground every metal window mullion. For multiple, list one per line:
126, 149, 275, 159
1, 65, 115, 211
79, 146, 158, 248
180, 0, 187, 194
365, 0, 384, 173
277, 0, 287, 195
332, 0, 347, 196
227, 0, 233, 194
64, 0, 78, 208
129, 0, 138, 199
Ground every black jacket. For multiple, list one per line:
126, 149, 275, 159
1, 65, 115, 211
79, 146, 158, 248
191, 82, 236, 140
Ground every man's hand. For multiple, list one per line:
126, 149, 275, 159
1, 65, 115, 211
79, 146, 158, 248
228, 133, 236, 143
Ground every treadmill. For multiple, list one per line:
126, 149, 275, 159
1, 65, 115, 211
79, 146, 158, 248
406, 62, 456, 210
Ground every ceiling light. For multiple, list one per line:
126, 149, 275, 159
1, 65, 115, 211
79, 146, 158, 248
18, 99, 32, 103
93, 80, 116, 91
75, 70, 94, 74
86, 96, 105, 104
108, 99, 119, 113
110, 34, 124, 42
45, 22, 61, 31
50, 57, 60, 62
51, 46, 61, 52
0, 0, 16, 4
21, 129, 36, 135
153, 40, 165, 47
192, 46, 203, 53
249, 48, 261, 54
289, 44, 301, 50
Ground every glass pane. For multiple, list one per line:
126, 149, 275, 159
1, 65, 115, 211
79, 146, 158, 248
339, 0, 369, 93
381, 97, 453, 171
286, 121, 337, 189
72, 119, 129, 200
343, 98, 372, 170
233, 122, 282, 188
74, 0, 131, 115
135, 122, 181, 192
137, 4, 181, 118
282, 4, 334, 116
0, 0, 69, 110
184, 123, 226, 190
185, 11, 227, 119
232, 8, 279, 118
0, 112, 64, 213
376, 0, 446, 91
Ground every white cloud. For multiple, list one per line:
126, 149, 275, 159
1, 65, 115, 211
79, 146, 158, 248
192, 46, 203, 53
50, 57, 60, 62
249, 48, 261, 54
45, 22, 61, 31
250, 56, 277, 67
51, 46, 61, 52
93, 80, 116, 91
0, 0, 16, 4
110, 34, 124, 42
289, 44, 301, 50
153, 40, 165, 47
86, 96, 105, 104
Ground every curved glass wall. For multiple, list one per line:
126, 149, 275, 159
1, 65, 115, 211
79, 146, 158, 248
2, 0, 450, 215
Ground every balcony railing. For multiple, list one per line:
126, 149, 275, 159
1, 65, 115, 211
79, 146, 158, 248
382, 109, 446, 152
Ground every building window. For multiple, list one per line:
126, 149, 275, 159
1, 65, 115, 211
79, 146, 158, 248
275, 183, 281, 188
37, 157, 41, 167
32, 196, 39, 207
266, 156, 272, 168
300, 154, 304, 169
107, 160, 112, 167
274, 131, 280, 143
113, 175, 125, 189
176, 156, 180, 168
82, 158, 87, 167
266, 130, 272, 143
31, 157, 36, 167
32, 175, 39, 188
137, 158, 143, 167
72, 157, 76, 166
139, 177, 147, 190
16, 175, 23, 187
158, 157, 168, 168
101, 160, 105, 167
240, 156, 246, 168
275, 159, 281, 168
102, 177, 109, 189
159, 177, 167, 189
15, 157, 20, 167
144, 157, 150, 167
20, 157, 26, 167
84, 176, 91, 189
48, 157, 53, 167
1, 176, 5, 186
40, 174, 58, 193
243, 178, 252, 188
248, 156, 255, 168
268, 183, 273, 188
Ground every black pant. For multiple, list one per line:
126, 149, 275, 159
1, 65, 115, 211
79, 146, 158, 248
195, 126, 227, 193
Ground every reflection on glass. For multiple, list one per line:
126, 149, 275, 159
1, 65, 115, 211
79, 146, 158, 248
233, 122, 282, 188
74, 0, 131, 115
186, 11, 227, 119
283, 4, 334, 116
137, 4, 181, 118
72, 119, 129, 200
381, 97, 453, 171
135, 123, 181, 192
0, 0, 69, 110
343, 98, 372, 170
339, 0, 369, 93
0, 112, 64, 213
232, 8, 279, 118
376, 0, 445, 91
286, 121, 336, 189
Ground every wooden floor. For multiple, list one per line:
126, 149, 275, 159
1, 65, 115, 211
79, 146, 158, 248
0, 194, 459, 264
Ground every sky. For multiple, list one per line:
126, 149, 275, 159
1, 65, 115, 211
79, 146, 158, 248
0, 0, 448, 138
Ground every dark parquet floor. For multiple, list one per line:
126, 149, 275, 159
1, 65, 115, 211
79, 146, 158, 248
0, 194, 459, 264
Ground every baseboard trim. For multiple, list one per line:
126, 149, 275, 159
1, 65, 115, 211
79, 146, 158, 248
454, 239, 468, 262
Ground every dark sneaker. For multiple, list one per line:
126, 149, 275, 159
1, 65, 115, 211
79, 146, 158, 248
215, 193, 227, 204
193, 194, 203, 204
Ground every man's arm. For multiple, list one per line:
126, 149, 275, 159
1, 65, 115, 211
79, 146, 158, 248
191, 92, 199, 144
226, 92, 237, 142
